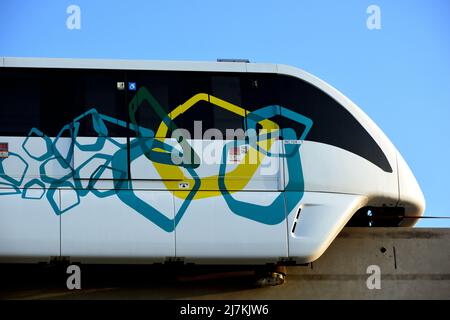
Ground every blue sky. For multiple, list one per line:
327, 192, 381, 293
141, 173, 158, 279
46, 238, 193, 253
0, 0, 449, 227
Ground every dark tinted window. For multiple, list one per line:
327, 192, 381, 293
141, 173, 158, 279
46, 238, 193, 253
278, 74, 392, 172
127, 71, 170, 137
0, 68, 127, 137
76, 69, 127, 137
241, 74, 280, 136
168, 72, 212, 138
0, 68, 76, 136
0, 68, 39, 135
165, 72, 245, 139
242, 74, 279, 110
211, 75, 246, 138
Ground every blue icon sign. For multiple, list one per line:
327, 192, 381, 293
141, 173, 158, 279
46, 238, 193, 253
128, 82, 136, 91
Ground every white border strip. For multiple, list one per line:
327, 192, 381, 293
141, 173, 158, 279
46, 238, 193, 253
2, 57, 252, 72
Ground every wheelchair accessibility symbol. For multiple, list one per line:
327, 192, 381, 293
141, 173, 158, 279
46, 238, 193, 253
128, 82, 136, 91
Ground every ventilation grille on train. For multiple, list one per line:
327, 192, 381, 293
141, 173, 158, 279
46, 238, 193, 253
291, 207, 302, 234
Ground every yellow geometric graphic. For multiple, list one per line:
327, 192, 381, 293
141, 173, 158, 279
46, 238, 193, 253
151, 93, 280, 200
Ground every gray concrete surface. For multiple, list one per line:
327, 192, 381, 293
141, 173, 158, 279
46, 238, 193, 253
0, 228, 449, 299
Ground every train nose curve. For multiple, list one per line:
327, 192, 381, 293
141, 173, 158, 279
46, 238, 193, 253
397, 151, 426, 226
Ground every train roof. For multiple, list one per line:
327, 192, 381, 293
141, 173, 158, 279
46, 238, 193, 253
1, 56, 287, 73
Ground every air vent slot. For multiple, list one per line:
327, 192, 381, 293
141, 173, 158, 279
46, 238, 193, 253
295, 207, 302, 220
291, 221, 298, 234
291, 207, 302, 234
217, 58, 250, 63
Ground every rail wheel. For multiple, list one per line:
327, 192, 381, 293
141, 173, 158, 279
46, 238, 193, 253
255, 266, 287, 287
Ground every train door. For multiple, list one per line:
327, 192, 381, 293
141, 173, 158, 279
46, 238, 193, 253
60, 69, 174, 261
173, 73, 288, 262
0, 68, 71, 260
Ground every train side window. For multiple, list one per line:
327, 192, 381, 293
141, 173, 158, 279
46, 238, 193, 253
278, 74, 392, 172
167, 72, 246, 140
168, 72, 213, 139
241, 73, 280, 134
0, 68, 80, 137
0, 68, 42, 136
127, 71, 170, 138
0, 68, 128, 137
211, 75, 246, 139
75, 69, 127, 137
241, 73, 279, 111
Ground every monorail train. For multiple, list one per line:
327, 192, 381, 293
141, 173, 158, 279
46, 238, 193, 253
0, 57, 425, 265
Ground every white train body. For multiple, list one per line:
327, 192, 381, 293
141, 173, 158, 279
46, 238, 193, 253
0, 58, 425, 264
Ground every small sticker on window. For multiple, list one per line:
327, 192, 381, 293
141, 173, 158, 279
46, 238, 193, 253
228, 146, 241, 163
117, 82, 125, 90
283, 140, 302, 144
0, 143, 8, 158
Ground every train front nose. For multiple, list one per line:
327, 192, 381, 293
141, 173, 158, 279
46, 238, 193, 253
397, 151, 426, 226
